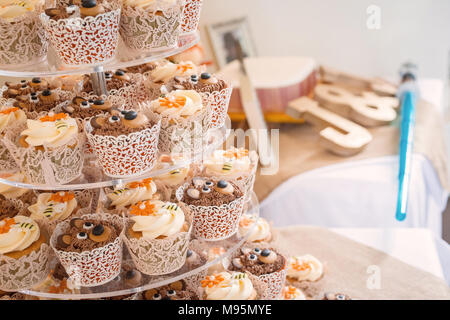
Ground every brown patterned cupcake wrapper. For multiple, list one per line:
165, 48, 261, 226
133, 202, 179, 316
40, 1, 121, 66
181, 0, 203, 35
84, 115, 161, 178
50, 213, 124, 287
176, 183, 246, 241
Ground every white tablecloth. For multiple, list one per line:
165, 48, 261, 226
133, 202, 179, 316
259, 79, 448, 237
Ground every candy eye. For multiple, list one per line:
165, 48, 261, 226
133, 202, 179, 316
80, 101, 90, 109
249, 254, 257, 261
254, 248, 261, 254
109, 115, 120, 123
167, 290, 176, 297
205, 181, 214, 187
336, 294, 346, 300
77, 232, 88, 240
152, 294, 162, 300
83, 222, 93, 230
88, 99, 94, 104
202, 187, 211, 193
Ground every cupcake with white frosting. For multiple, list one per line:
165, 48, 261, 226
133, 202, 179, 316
286, 254, 325, 298
123, 199, 192, 275
0, 215, 50, 291
5, 112, 83, 185
120, 0, 184, 52
238, 214, 272, 243
148, 89, 208, 154
0, 107, 27, 171
201, 272, 257, 300
280, 286, 306, 300
105, 178, 160, 210
0, 0, 48, 67
203, 147, 258, 200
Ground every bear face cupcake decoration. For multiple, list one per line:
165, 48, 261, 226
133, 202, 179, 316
182, 178, 242, 207
143, 280, 198, 300
62, 96, 112, 119
89, 110, 151, 137
229, 247, 285, 276
55, 217, 119, 253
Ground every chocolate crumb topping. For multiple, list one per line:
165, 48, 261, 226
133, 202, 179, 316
182, 179, 242, 207
229, 248, 285, 276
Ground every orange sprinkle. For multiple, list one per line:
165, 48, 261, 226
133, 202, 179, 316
223, 148, 249, 160
158, 96, 187, 109
176, 64, 193, 73
50, 192, 75, 203
130, 201, 157, 216
283, 286, 299, 300
0, 107, 19, 115
0, 173, 13, 178
49, 279, 68, 294
201, 274, 225, 288
39, 113, 68, 122
210, 247, 225, 256
128, 178, 153, 190
239, 216, 253, 228
0, 218, 15, 234
291, 260, 312, 272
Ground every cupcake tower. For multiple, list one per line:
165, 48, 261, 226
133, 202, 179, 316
0, 0, 278, 300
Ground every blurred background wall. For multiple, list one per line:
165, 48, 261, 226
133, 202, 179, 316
200, 0, 450, 109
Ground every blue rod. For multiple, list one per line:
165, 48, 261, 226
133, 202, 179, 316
396, 91, 416, 221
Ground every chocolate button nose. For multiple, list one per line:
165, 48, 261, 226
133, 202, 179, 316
93, 99, 104, 105
92, 224, 104, 236
82, 0, 97, 8
261, 249, 271, 257
124, 111, 137, 120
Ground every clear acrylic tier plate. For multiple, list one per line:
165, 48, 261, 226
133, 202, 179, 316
19, 192, 259, 300
0, 32, 200, 78
0, 117, 231, 190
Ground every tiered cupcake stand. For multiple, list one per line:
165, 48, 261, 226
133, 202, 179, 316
0, 32, 261, 299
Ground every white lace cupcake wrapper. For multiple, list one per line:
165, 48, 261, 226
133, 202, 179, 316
0, 219, 51, 292
40, 6, 121, 66
226, 242, 288, 300
176, 183, 246, 241
0, 11, 48, 67
120, 0, 184, 52
85, 116, 161, 178
50, 213, 124, 287
205, 82, 233, 131
2, 123, 84, 185
122, 222, 192, 276
181, 0, 203, 35
80, 73, 146, 110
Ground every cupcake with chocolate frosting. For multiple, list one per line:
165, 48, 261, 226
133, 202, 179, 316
143, 280, 198, 300
85, 109, 161, 177
41, 0, 121, 65
227, 245, 287, 300
50, 214, 123, 287
177, 178, 245, 241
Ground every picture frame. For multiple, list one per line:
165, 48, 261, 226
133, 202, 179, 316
207, 17, 257, 69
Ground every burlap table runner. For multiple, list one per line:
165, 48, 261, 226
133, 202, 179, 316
255, 99, 449, 201
275, 226, 450, 299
